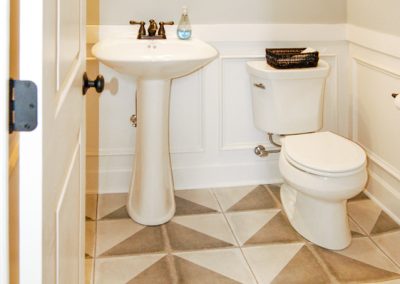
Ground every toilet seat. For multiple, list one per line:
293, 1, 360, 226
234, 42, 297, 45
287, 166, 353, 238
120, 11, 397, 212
283, 132, 366, 177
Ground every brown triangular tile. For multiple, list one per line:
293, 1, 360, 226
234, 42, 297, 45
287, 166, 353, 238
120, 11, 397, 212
101, 206, 130, 220
245, 213, 300, 245
101, 226, 165, 257
267, 184, 282, 203
175, 196, 217, 216
315, 246, 400, 282
370, 211, 400, 235
348, 192, 368, 203
228, 185, 278, 212
271, 246, 330, 284
166, 222, 233, 251
174, 255, 240, 284
127, 256, 173, 284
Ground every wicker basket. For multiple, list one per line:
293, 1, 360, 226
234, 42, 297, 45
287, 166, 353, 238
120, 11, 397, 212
265, 48, 319, 69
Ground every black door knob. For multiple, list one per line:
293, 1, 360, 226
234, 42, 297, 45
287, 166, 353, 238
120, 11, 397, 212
82, 72, 105, 95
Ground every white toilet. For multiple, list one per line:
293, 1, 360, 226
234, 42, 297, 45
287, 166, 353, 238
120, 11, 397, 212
247, 60, 368, 250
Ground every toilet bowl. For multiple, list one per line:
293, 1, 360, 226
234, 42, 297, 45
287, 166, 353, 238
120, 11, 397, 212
246, 59, 368, 250
279, 131, 367, 250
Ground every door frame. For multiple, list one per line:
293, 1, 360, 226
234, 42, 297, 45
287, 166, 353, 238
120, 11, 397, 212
1, 0, 10, 283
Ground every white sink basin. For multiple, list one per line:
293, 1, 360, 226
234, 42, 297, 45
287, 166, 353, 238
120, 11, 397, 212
92, 37, 218, 79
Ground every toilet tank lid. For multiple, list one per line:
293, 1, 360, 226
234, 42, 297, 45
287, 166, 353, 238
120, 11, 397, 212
247, 60, 329, 80
283, 132, 366, 175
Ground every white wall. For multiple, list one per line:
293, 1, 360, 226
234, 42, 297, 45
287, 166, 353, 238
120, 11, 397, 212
86, 25, 349, 194
347, 0, 400, 37
98, 0, 347, 25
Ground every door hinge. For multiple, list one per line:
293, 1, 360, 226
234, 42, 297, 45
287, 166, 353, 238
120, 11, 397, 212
9, 79, 38, 134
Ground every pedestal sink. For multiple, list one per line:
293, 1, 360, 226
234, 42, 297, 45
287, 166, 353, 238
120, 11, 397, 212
92, 37, 218, 225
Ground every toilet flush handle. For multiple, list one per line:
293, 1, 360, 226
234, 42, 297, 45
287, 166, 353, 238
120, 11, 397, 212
254, 83, 266, 89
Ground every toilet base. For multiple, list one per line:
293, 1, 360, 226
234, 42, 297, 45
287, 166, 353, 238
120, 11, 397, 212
280, 183, 351, 250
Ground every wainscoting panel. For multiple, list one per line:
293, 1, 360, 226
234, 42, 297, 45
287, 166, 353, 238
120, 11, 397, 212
350, 43, 400, 222
86, 25, 349, 194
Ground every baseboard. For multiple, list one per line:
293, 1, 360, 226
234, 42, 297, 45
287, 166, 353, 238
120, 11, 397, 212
364, 153, 400, 225
86, 159, 282, 194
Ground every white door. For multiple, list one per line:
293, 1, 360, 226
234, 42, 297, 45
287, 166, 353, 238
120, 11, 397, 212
1, 0, 10, 283
19, 0, 86, 283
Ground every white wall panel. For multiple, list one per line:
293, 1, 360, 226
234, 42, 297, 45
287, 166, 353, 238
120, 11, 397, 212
86, 25, 349, 194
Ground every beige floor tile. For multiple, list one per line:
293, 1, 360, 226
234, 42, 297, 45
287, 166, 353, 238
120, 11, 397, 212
97, 193, 127, 220
243, 243, 329, 283
85, 259, 94, 284
86, 221, 96, 258
86, 194, 97, 221
96, 219, 144, 256
373, 230, 400, 267
94, 254, 166, 284
213, 185, 258, 211
348, 199, 383, 234
175, 188, 221, 212
175, 248, 257, 283
172, 214, 237, 246
225, 209, 280, 245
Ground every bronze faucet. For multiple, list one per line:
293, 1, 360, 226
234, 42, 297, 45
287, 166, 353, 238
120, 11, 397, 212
129, 19, 174, 39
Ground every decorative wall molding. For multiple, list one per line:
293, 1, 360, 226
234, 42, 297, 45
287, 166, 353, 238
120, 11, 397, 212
86, 23, 400, 203
351, 43, 400, 221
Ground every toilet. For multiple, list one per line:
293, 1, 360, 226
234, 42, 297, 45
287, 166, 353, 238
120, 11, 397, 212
247, 60, 368, 250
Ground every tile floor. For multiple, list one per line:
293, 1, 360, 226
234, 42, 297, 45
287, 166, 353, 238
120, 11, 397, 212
85, 185, 400, 284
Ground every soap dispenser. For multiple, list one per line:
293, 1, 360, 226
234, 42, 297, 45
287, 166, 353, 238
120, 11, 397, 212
177, 6, 192, 40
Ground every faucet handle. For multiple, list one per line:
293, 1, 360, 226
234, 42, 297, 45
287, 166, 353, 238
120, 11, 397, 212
129, 20, 146, 38
158, 21, 175, 39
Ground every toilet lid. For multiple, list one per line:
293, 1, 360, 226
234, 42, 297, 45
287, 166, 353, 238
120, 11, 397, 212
283, 132, 366, 176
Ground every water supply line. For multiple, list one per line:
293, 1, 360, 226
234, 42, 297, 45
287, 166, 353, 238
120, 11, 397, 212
130, 90, 138, 127
254, 133, 281, 157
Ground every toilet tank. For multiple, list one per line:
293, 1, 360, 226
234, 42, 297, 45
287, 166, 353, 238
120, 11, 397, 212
247, 60, 330, 135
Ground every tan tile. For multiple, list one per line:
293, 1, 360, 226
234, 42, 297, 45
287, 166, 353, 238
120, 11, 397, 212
314, 237, 400, 283
242, 243, 304, 283
174, 255, 240, 283
101, 226, 166, 257
175, 189, 220, 212
348, 191, 369, 202
86, 221, 96, 258
94, 254, 166, 284
85, 259, 94, 284
101, 206, 129, 220
225, 209, 280, 246
175, 248, 256, 283
348, 199, 383, 234
245, 212, 302, 246
166, 222, 234, 252
271, 246, 330, 283
267, 184, 282, 204
126, 256, 173, 283
97, 193, 127, 220
172, 214, 237, 246
86, 194, 97, 221
315, 246, 400, 283
373, 231, 400, 267
370, 211, 400, 235
213, 186, 257, 211
228, 185, 278, 212
175, 196, 217, 216
96, 219, 144, 256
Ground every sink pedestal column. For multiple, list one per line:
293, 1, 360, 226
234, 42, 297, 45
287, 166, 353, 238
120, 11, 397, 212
127, 79, 175, 225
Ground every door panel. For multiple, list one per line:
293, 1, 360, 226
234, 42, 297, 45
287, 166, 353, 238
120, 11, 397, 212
19, 0, 86, 282
57, 144, 81, 284
1, 0, 10, 283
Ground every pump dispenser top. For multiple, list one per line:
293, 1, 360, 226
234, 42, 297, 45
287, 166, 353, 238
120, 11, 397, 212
177, 6, 192, 40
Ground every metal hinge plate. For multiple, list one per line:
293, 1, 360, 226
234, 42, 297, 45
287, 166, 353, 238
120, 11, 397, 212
9, 79, 38, 134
